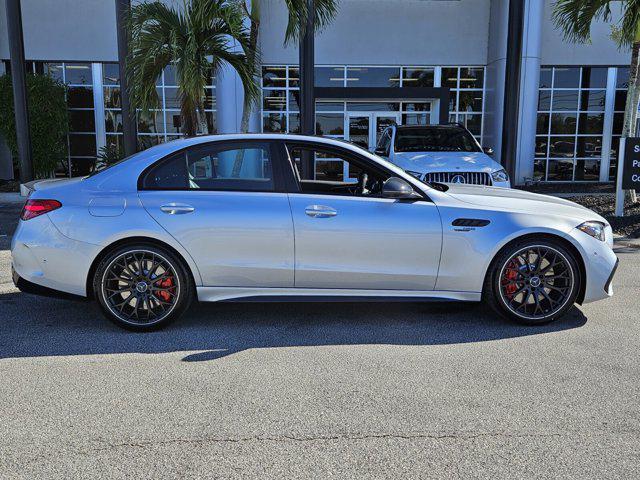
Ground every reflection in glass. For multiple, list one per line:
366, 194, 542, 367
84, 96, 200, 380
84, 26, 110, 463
316, 113, 344, 136
578, 113, 604, 134
552, 90, 579, 110
263, 113, 286, 133
402, 68, 434, 87
581, 67, 607, 89
262, 66, 287, 88
580, 90, 605, 111
553, 67, 580, 88
315, 66, 344, 87
263, 90, 286, 111
550, 113, 577, 134
539, 68, 552, 88
547, 159, 574, 181
65, 63, 92, 85
549, 137, 575, 157
346, 67, 400, 87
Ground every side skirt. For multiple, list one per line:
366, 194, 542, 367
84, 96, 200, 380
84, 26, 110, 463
196, 287, 481, 303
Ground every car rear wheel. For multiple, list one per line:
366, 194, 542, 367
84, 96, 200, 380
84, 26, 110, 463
484, 238, 580, 325
94, 244, 193, 331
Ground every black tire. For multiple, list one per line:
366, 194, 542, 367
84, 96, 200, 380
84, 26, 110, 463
93, 243, 194, 331
483, 238, 581, 325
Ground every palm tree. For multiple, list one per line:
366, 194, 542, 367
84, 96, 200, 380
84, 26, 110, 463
553, 0, 638, 200
237, 0, 339, 133
127, 0, 259, 137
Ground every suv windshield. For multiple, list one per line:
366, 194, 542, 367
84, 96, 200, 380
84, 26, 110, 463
394, 127, 481, 153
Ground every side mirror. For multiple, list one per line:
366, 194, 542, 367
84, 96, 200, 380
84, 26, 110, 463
483, 146, 494, 156
381, 177, 422, 199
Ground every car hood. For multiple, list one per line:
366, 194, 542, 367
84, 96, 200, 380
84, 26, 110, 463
443, 184, 607, 223
391, 151, 500, 173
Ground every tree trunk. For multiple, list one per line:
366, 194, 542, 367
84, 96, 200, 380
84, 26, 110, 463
621, 25, 640, 204
196, 106, 209, 136
239, 0, 260, 134
233, 0, 260, 177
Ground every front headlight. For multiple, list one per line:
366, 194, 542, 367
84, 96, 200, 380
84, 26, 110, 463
491, 169, 509, 183
577, 221, 606, 242
405, 170, 422, 179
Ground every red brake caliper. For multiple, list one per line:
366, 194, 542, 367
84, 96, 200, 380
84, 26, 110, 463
503, 259, 520, 298
155, 277, 174, 302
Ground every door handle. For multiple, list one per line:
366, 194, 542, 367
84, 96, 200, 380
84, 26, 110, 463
160, 203, 195, 215
305, 205, 337, 218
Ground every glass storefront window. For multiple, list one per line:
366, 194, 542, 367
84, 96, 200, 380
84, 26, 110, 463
345, 67, 400, 87
402, 67, 434, 87
535, 66, 609, 181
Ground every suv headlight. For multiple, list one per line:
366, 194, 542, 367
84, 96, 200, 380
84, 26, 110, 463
491, 169, 509, 183
405, 170, 422, 179
577, 221, 606, 242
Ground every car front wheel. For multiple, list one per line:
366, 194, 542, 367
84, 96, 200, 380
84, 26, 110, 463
94, 244, 193, 331
485, 238, 581, 325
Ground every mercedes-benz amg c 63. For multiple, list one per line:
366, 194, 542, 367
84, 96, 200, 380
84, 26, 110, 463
11, 134, 618, 330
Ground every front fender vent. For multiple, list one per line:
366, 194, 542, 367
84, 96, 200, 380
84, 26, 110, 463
452, 218, 491, 227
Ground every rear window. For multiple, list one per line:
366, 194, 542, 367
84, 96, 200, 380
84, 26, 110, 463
395, 127, 480, 153
141, 142, 274, 191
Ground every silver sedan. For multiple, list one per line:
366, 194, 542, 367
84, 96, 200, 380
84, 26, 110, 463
11, 134, 618, 331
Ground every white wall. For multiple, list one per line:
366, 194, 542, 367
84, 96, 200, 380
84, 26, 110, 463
540, 0, 629, 66
259, 0, 492, 66
0, 0, 119, 61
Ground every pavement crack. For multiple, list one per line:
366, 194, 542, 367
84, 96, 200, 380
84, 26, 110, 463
88, 431, 568, 451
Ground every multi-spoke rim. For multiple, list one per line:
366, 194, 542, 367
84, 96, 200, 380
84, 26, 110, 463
498, 244, 575, 321
101, 250, 181, 325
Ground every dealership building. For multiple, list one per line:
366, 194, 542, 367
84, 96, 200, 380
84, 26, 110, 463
0, 0, 633, 185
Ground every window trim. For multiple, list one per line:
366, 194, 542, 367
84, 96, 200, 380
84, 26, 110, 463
137, 139, 288, 193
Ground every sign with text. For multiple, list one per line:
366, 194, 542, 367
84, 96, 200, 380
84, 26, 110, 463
622, 137, 640, 189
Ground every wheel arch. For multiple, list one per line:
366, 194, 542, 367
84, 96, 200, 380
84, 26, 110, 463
85, 236, 199, 299
483, 232, 587, 305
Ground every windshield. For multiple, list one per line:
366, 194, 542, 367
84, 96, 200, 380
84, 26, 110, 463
394, 127, 481, 153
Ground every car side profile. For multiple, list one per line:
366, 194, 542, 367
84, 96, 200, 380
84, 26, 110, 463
376, 124, 511, 188
12, 134, 617, 331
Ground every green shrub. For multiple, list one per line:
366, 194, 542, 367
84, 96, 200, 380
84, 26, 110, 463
0, 74, 69, 179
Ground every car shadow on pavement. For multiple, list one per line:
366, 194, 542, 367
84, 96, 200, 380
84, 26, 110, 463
0, 290, 587, 361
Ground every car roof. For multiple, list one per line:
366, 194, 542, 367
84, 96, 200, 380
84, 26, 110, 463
394, 124, 464, 131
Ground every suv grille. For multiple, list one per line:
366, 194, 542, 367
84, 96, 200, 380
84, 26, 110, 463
424, 171, 492, 186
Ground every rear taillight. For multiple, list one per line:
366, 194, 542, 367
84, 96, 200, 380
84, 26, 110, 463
20, 199, 62, 221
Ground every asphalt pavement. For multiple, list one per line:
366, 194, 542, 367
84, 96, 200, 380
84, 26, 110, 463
1, 196, 639, 479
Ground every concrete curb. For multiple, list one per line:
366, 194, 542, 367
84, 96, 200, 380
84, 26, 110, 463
614, 235, 640, 249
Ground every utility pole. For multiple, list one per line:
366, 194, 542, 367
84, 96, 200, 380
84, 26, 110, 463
299, 0, 315, 177
5, 0, 33, 183
115, 0, 137, 156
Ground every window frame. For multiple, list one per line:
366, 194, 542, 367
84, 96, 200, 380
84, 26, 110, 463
137, 139, 288, 193
280, 140, 430, 201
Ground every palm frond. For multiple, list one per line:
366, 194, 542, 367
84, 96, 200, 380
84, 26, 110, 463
552, 0, 640, 47
284, 0, 339, 45
126, 0, 259, 135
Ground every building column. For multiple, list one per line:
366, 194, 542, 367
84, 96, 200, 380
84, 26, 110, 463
216, 60, 245, 134
5, 0, 33, 183
514, 0, 543, 184
484, 0, 509, 166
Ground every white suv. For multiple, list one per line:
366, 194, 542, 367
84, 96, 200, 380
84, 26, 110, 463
375, 124, 511, 188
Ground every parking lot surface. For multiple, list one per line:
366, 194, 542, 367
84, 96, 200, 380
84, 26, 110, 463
1, 200, 639, 478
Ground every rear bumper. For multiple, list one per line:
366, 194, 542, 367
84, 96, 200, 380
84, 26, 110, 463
12, 264, 85, 300
11, 215, 100, 297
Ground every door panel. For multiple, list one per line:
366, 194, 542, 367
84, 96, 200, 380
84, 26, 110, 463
288, 194, 442, 290
139, 191, 294, 287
